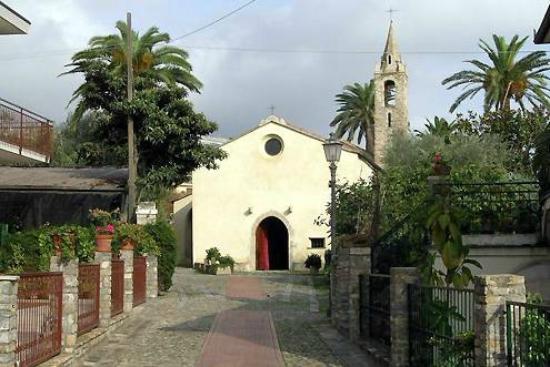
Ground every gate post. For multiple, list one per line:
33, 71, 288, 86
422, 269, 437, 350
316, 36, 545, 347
473, 274, 526, 367
0, 276, 19, 367
94, 252, 112, 327
146, 255, 158, 298
390, 267, 419, 367
50, 256, 79, 353
120, 250, 134, 313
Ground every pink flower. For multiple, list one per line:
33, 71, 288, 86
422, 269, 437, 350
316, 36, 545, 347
106, 224, 115, 233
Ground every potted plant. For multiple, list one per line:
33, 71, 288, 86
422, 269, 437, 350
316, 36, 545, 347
116, 223, 139, 250
89, 209, 115, 252
217, 255, 235, 275
305, 254, 322, 274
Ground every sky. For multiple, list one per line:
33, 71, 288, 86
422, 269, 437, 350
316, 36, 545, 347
0, 0, 549, 139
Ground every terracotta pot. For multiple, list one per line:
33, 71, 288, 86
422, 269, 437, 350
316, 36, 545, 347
121, 238, 135, 251
95, 234, 113, 253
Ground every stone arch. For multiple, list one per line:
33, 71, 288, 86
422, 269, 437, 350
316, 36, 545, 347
249, 211, 295, 270
384, 80, 396, 106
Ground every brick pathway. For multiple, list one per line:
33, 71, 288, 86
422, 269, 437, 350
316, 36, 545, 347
74, 269, 380, 366
198, 276, 283, 366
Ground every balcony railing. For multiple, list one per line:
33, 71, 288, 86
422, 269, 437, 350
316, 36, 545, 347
438, 181, 540, 235
0, 97, 53, 162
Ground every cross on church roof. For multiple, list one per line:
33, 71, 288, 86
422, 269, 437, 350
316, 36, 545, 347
269, 105, 275, 115
386, 7, 399, 21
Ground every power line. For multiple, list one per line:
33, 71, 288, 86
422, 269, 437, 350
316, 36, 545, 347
0, 46, 548, 62
171, 0, 257, 41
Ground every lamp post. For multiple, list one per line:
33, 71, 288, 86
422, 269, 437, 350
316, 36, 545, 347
323, 133, 343, 253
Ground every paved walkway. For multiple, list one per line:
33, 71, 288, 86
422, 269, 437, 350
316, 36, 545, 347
74, 269, 380, 366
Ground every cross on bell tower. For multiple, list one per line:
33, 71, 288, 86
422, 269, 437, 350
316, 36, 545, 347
368, 21, 409, 167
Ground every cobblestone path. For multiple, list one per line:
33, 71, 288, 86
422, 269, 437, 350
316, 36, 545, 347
75, 268, 379, 367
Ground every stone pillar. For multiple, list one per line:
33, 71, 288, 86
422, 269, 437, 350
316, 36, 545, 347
390, 267, 419, 367
0, 276, 18, 367
330, 240, 371, 341
474, 274, 526, 367
146, 255, 158, 298
50, 256, 79, 353
348, 246, 371, 341
94, 252, 112, 328
120, 250, 134, 312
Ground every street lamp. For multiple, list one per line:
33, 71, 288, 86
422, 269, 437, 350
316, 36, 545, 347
323, 133, 343, 251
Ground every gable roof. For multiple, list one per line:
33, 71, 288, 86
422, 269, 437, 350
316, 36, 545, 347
222, 115, 381, 171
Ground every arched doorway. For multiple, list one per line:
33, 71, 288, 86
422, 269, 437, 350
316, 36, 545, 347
255, 217, 289, 270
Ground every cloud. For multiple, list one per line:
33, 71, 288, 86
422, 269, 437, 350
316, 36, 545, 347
0, 0, 548, 138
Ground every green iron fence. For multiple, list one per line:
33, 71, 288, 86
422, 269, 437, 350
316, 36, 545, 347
506, 301, 550, 367
408, 284, 475, 367
359, 274, 391, 346
437, 181, 540, 235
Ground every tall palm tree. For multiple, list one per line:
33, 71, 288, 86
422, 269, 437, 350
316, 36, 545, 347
414, 116, 458, 143
330, 81, 375, 150
64, 20, 202, 121
442, 35, 550, 113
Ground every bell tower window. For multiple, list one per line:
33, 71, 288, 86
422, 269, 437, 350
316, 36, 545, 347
388, 113, 392, 127
384, 80, 396, 106
388, 55, 392, 64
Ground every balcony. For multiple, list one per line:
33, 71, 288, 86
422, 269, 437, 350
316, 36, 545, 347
0, 97, 53, 164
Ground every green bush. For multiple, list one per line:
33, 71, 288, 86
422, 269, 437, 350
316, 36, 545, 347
115, 223, 159, 256
304, 254, 322, 270
218, 255, 235, 270
144, 220, 176, 292
0, 230, 47, 273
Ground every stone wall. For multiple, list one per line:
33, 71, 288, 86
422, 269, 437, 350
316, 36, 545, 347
95, 252, 112, 327
330, 242, 371, 340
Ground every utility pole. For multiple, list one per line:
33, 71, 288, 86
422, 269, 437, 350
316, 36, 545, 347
126, 11, 137, 222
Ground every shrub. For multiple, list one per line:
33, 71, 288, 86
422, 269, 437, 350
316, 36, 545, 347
304, 254, 322, 270
0, 230, 47, 273
205, 247, 221, 263
144, 220, 176, 292
218, 255, 235, 270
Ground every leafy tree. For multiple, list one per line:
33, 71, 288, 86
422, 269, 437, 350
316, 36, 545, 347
414, 116, 458, 144
442, 35, 550, 112
330, 81, 375, 150
64, 20, 202, 123
455, 108, 549, 175
62, 40, 225, 192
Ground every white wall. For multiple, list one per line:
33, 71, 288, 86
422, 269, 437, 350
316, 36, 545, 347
192, 120, 372, 270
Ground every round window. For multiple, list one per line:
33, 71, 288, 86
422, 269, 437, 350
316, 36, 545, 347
265, 137, 283, 156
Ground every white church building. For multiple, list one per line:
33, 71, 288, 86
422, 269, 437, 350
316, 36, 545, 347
172, 22, 409, 270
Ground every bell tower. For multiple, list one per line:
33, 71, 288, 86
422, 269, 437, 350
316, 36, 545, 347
370, 21, 409, 166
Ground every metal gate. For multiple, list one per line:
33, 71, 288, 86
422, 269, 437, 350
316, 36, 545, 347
506, 301, 550, 366
16, 272, 62, 367
133, 256, 147, 307
408, 284, 474, 367
111, 258, 124, 317
359, 274, 391, 346
77, 264, 100, 335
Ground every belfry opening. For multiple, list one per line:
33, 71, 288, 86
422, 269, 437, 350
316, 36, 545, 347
255, 216, 289, 270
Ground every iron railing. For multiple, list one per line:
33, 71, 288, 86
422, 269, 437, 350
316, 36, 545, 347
111, 258, 124, 317
372, 198, 432, 274
408, 284, 475, 367
360, 274, 391, 346
438, 181, 540, 235
77, 264, 100, 335
133, 256, 147, 307
0, 97, 53, 160
16, 272, 62, 367
506, 301, 550, 366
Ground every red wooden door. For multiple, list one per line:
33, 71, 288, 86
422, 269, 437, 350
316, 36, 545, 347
256, 225, 270, 270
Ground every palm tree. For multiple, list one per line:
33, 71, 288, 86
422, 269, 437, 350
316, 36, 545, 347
414, 116, 458, 143
64, 20, 202, 121
442, 35, 550, 113
330, 81, 375, 150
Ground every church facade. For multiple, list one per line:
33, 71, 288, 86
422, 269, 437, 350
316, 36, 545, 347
191, 116, 375, 270
173, 22, 409, 270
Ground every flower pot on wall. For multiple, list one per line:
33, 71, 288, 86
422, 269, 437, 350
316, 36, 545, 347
121, 239, 135, 251
95, 234, 113, 252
